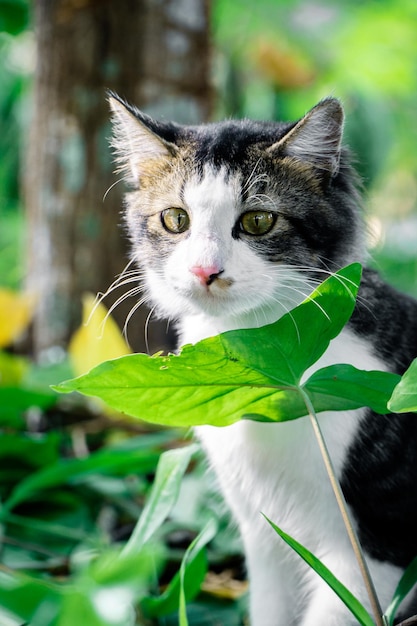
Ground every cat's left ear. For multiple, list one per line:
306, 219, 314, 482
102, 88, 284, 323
268, 97, 344, 177
108, 94, 178, 185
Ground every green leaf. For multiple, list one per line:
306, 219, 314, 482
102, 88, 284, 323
0, 571, 61, 624
122, 443, 199, 557
0, 0, 29, 36
0, 350, 28, 386
141, 538, 208, 618
0, 431, 60, 468
0, 546, 161, 626
263, 515, 375, 626
388, 358, 417, 413
54, 265, 365, 427
220, 263, 361, 383
0, 386, 56, 427
304, 365, 400, 415
179, 518, 218, 626
384, 555, 417, 626
55, 592, 109, 626
2, 431, 173, 514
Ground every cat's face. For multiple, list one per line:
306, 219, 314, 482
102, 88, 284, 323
109, 95, 364, 328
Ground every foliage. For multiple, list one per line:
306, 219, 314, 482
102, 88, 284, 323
388, 358, 417, 413
0, 287, 34, 348
68, 293, 131, 377
0, 287, 55, 428
1, 266, 417, 624
0, 0, 29, 36
0, 292, 245, 626
54, 265, 417, 626
263, 515, 375, 626
0, 0, 31, 288
265, 515, 417, 626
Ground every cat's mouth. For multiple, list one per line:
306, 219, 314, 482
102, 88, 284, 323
206, 276, 234, 290
178, 274, 238, 314
193, 275, 235, 300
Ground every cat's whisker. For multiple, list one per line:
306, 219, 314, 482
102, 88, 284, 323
103, 275, 145, 293
144, 305, 157, 354
88, 260, 145, 322
122, 294, 153, 342
103, 177, 124, 202
107, 286, 143, 319
242, 159, 266, 194
248, 192, 279, 209
84, 279, 137, 330
86, 285, 136, 329
262, 265, 374, 325
96, 286, 144, 337
94, 259, 138, 298
262, 296, 302, 343
279, 283, 332, 322
289, 264, 374, 314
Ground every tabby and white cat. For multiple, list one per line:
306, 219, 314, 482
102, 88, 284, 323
109, 93, 417, 625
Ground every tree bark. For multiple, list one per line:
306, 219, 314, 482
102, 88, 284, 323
25, 0, 211, 357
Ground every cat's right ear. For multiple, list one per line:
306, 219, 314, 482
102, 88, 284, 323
267, 97, 344, 179
108, 94, 177, 185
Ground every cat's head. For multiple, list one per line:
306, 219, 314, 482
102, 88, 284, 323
109, 94, 364, 331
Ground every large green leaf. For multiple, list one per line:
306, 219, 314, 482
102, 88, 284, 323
54, 265, 396, 428
263, 515, 375, 626
388, 358, 417, 413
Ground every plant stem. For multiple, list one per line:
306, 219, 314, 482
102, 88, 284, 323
301, 390, 384, 626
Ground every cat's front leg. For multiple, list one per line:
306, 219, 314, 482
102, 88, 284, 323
243, 531, 303, 626
299, 576, 362, 626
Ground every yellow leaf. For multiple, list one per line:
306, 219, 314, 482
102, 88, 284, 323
0, 351, 28, 386
69, 294, 131, 376
202, 570, 248, 600
0, 289, 35, 348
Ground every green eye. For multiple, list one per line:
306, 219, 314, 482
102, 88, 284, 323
161, 208, 190, 234
240, 211, 275, 235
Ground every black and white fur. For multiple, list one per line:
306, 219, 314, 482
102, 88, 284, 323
109, 93, 417, 625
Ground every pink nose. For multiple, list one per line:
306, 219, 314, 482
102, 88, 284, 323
190, 265, 223, 286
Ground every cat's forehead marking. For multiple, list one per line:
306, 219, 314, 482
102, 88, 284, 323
183, 164, 241, 218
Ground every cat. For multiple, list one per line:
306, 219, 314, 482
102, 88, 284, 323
108, 92, 417, 626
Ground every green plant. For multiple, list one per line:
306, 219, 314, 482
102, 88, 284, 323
0, 438, 217, 626
55, 264, 417, 626
0, 291, 242, 626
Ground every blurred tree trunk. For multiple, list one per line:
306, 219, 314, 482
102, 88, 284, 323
25, 0, 211, 358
